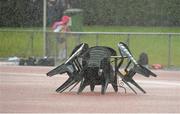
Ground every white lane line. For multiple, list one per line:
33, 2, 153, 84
137, 80, 180, 86
0, 72, 67, 77
0, 72, 46, 77
1, 72, 180, 87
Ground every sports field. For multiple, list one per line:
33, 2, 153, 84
0, 65, 180, 113
1, 26, 180, 67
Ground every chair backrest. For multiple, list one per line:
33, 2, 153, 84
65, 43, 89, 64
83, 46, 116, 67
47, 43, 89, 77
118, 42, 138, 65
66, 43, 89, 72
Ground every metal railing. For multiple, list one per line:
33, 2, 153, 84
0, 30, 180, 67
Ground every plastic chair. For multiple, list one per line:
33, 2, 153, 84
77, 46, 118, 94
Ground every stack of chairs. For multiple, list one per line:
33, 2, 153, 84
47, 43, 89, 93
77, 46, 118, 94
47, 42, 157, 94
116, 42, 157, 94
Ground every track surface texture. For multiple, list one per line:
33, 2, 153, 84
0, 66, 180, 113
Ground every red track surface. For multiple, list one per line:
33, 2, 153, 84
0, 66, 180, 113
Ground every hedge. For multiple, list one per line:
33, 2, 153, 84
0, 0, 179, 27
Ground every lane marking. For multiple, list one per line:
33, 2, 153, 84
137, 80, 180, 86
0, 72, 68, 77
0, 72, 46, 77
1, 72, 180, 87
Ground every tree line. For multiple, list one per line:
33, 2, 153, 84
0, 0, 43, 27
76, 0, 180, 26
0, 0, 179, 27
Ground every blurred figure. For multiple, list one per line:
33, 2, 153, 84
52, 15, 71, 32
51, 15, 71, 60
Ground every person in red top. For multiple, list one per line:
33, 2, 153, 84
52, 15, 71, 32
51, 15, 71, 60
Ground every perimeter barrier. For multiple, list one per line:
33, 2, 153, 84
0, 30, 180, 68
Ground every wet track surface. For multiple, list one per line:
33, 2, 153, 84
0, 66, 180, 113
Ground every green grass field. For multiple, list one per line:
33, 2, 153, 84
0, 26, 180, 67
83, 26, 180, 33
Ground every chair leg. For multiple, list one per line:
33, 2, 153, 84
47, 64, 68, 76
122, 79, 137, 94
77, 79, 87, 94
58, 80, 76, 93
90, 84, 95, 92
123, 68, 146, 94
130, 79, 146, 94
101, 78, 109, 94
69, 81, 80, 92
111, 80, 118, 92
56, 77, 74, 92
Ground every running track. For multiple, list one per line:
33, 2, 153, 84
0, 66, 180, 113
